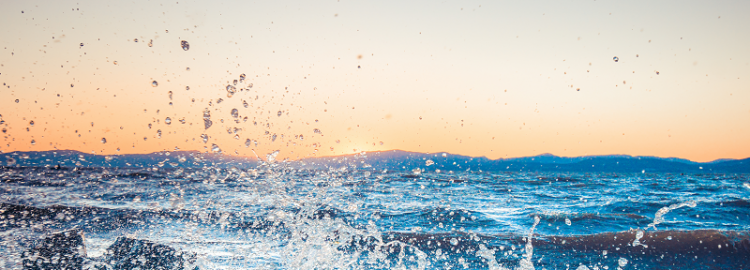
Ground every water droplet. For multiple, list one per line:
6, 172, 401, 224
233, 134, 240, 140
168, 91, 173, 100
156, 129, 162, 138
211, 144, 222, 153
271, 134, 277, 142
203, 108, 212, 129
277, 111, 282, 117
165, 117, 172, 125
148, 39, 153, 47
613, 56, 619, 62
152, 81, 158, 87
450, 238, 458, 245
134, 38, 138, 43
233, 79, 238, 85
29, 120, 34, 126
243, 100, 249, 108
101, 138, 107, 144
226, 85, 236, 94
181, 40, 190, 51
113, 61, 118, 65
565, 218, 572, 226
655, 71, 660, 75
79, 43, 84, 47
248, 83, 253, 88
186, 67, 190, 71
185, 86, 190, 90
239, 74, 246, 83
618, 258, 628, 267
313, 128, 321, 134
299, 135, 304, 140
201, 134, 208, 143
266, 150, 280, 163
15, 99, 20, 103
425, 160, 434, 166
667, 236, 673, 240
245, 139, 251, 147
30, 139, 36, 145
231, 108, 239, 118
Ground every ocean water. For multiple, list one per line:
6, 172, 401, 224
1, 162, 749, 269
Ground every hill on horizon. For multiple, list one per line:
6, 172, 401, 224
3, 149, 746, 173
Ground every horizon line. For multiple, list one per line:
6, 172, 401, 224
2, 149, 746, 164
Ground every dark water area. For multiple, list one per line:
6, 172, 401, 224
1, 165, 749, 269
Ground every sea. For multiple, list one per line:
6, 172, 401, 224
1, 160, 749, 269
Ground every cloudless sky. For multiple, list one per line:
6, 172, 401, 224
1, 0, 749, 162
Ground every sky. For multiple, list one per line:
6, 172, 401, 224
0, 0, 749, 162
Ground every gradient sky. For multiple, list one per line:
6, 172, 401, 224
1, 0, 749, 162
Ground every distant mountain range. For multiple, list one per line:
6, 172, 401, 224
1, 150, 748, 173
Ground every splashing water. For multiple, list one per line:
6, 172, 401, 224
648, 201, 697, 230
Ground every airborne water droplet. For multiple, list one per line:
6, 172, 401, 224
425, 160, 435, 166
618, 258, 628, 267
243, 100, 249, 108
201, 134, 208, 143
565, 218, 572, 226
148, 39, 153, 47
185, 86, 190, 90
231, 108, 239, 118
211, 143, 221, 153
181, 40, 190, 51
245, 139, 251, 147
266, 150, 280, 163
655, 71, 660, 75
613, 56, 619, 62
277, 111, 282, 117
15, 99, 20, 103
203, 108, 212, 129
29, 120, 34, 126
233, 79, 238, 86
31, 139, 36, 145
152, 81, 158, 87
239, 74, 246, 83
101, 138, 107, 144
226, 85, 236, 94
165, 117, 172, 125
313, 128, 321, 134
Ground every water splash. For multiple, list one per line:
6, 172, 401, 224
648, 201, 697, 230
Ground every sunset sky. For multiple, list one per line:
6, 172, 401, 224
1, 0, 749, 162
